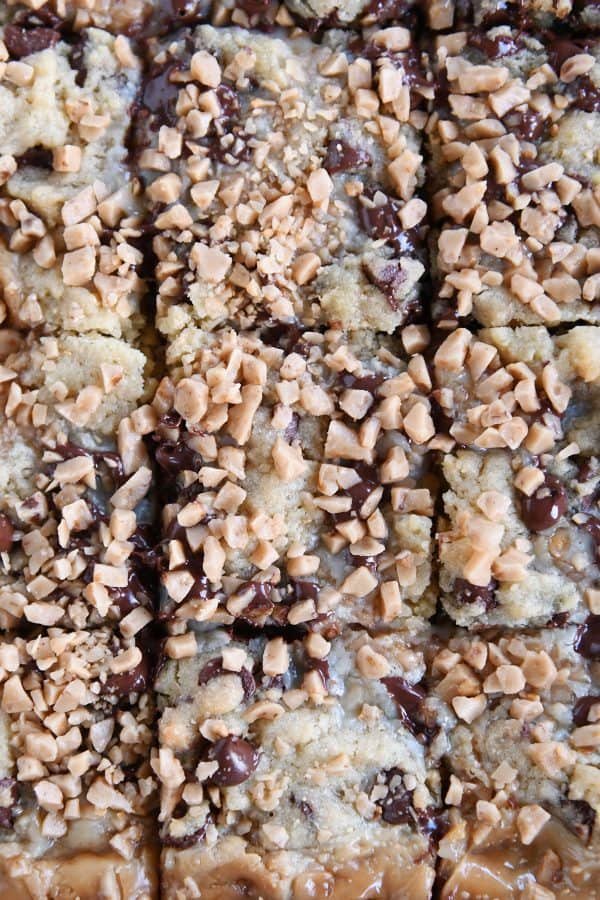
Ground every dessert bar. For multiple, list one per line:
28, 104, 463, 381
156, 624, 440, 899
153, 323, 437, 633
135, 22, 431, 336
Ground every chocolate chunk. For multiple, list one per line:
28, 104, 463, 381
208, 736, 259, 786
468, 30, 525, 59
155, 439, 201, 476
236, 581, 275, 624
236, 0, 271, 14
15, 146, 53, 169
563, 798, 596, 843
548, 39, 592, 75
574, 616, 600, 660
104, 655, 149, 696
339, 372, 384, 396
306, 657, 329, 687
324, 140, 371, 175
505, 109, 547, 143
298, 799, 314, 819
162, 820, 209, 848
69, 38, 87, 87
453, 577, 498, 610
0, 516, 13, 553
109, 571, 152, 616
364, 259, 407, 311
570, 76, 600, 113
198, 657, 256, 701
583, 517, 600, 559
142, 62, 184, 129
4, 24, 59, 59
381, 677, 430, 739
358, 191, 421, 258
377, 768, 416, 826
573, 695, 600, 727
520, 475, 567, 533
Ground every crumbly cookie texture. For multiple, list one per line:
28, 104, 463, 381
0, 626, 158, 898
0, 330, 157, 630
281, 0, 419, 25
0, 26, 147, 338
136, 22, 431, 336
432, 625, 600, 899
433, 325, 600, 626
155, 625, 439, 900
431, 27, 600, 327
152, 324, 436, 632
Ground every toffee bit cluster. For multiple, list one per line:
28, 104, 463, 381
152, 324, 435, 636
431, 29, 600, 328
138, 23, 432, 336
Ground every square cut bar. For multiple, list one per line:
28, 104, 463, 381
155, 625, 440, 900
152, 323, 437, 633
0, 0, 214, 37
432, 325, 600, 627
0, 25, 147, 339
430, 27, 600, 328
0, 329, 158, 631
136, 22, 432, 336
0, 626, 158, 898
430, 625, 600, 899
449, 0, 600, 31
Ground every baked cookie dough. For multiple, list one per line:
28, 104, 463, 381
0, 25, 147, 338
433, 326, 600, 627
135, 22, 431, 336
432, 625, 600, 899
0, 626, 158, 898
155, 624, 440, 899
152, 323, 437, 632
430, 28, 600, 327
0, 330, 157, 630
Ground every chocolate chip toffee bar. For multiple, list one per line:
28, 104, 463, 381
1, 5, 600, 899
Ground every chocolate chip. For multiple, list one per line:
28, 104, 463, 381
505, 109, 547, 143
324, 140, 371, 175
574, 616, 600, 660
15, 146, 53, 169
548, 38, 591, 74
104, 655, 149, 696
381, 676, 431, 739
339, 372, 384, 396
520, 475, 567, 533
468, 30, 525, 59
208, 736, 259, 786
4, 24, 59, 59
155, 439, 201, 477
358, 191, 420, 258
573, 694, 600, 727
453, 578, 498, 610
162, 820, 209, 848
198, 657, 256, 701
142, 62, 184, 129
109, 571, 152, 616
69, 38, 87, 87
570, 76, 600, 113
306, 657, 329, 687
0, 516, 13, 553
363, 259, 407, 311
